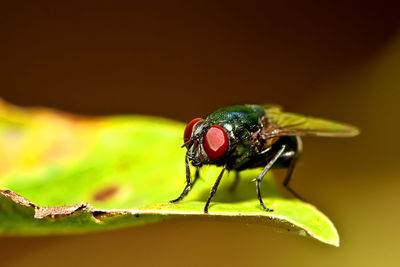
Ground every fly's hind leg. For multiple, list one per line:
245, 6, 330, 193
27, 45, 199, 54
283, 157, 305, 201
255, 144, 287, 212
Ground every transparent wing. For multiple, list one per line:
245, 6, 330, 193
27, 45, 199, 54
263, 104, 282, 113
263, 106, 360, 138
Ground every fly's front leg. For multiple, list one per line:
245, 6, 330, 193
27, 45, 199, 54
170, 155, 199, 203
204, 165, 227, 213
255, 145, 286, 212
229, 171, 240, 192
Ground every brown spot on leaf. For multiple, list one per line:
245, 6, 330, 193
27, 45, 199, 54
93, 186, 119, 202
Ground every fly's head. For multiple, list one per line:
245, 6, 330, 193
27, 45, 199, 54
182, 118, 230, 167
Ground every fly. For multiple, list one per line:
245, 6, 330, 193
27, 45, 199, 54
170, 104, 359, 213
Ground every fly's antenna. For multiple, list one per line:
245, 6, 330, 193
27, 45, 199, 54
181, 134, 201, 148
181, 139, 192, 148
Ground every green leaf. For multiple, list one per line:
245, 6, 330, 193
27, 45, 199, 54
0, 100, 339, 246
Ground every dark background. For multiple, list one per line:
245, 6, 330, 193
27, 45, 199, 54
1, 1, 400, 266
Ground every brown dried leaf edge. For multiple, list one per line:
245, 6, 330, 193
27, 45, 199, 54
0, 189, 131, 219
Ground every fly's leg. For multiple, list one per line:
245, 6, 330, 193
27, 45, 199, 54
193, 168, 200, 187
255, 145, 286, 212
170, 155, 199, 203
283, 157, 305, 201
229, 171, 240, 192
204, 165, 227, 213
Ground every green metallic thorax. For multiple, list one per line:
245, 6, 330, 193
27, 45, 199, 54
205, 105, 266, 169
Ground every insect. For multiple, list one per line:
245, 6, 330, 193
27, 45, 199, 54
170, 104, 359, 213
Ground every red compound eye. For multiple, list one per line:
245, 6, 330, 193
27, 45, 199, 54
203, 125, 229, 160
184, 118, 203, 142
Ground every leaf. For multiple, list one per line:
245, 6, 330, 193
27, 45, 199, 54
0, 100, 339, 246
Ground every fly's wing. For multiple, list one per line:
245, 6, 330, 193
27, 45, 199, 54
263, 104, 282, 113
263, 106, 360, 138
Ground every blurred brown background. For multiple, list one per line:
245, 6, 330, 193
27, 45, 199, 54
1, 1, 400, 266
